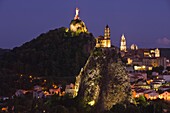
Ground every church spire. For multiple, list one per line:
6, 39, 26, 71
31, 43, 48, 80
120, 34, 127, 52
74, 8, 80, 20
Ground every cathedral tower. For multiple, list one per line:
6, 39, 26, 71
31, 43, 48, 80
120, 34, 127, 52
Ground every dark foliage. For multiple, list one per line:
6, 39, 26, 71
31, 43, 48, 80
0, 27, 95, 77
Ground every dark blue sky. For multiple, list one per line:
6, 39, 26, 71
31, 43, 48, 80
0, 0, 170, 49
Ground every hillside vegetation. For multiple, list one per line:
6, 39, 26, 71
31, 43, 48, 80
0, 27, 95, 77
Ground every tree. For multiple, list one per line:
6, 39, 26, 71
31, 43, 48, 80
125, 104, 141, 113
54, 105, 69, 113
135, 95, 148, 107
152, 65, 164, 74
110, 103, 125, 113
166, 66, 170, 71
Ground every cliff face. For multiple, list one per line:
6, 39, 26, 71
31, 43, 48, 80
0, 27, 95, 77
77, 48, 131, 112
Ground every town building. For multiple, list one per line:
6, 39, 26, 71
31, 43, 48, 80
159, 91, 170, 101
122, 44, 166, 71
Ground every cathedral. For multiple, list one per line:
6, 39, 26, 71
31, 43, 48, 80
95, 25, 111, 48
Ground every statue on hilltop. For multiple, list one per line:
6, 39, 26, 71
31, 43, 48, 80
74, 8, 80, 20
70, 7, 88, 33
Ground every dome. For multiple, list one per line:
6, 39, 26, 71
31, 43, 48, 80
70, 19, 88, 33
131, 44, 138, 50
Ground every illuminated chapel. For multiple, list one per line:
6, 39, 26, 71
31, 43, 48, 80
96, 25, 111, 48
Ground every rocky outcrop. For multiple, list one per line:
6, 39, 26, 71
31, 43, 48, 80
77, 48, 131, 113
70, 19, 88, 34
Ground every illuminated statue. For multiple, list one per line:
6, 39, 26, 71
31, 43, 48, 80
74, 8, 80, 20
70, 7, 88, 33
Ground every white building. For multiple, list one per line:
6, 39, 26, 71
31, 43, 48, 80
120, 34, 127, 52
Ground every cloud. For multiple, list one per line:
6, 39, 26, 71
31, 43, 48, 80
157, 37, 170, 45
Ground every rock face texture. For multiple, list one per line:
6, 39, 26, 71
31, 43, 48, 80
70, 19, 88, 33
77, 48, 131, 113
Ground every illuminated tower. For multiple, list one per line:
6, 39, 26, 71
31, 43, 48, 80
95, 25, 111, 48
155, 48, 160, 57
104, 25, 111, 47
120, 34, 127, 52
104, 25, 110, 39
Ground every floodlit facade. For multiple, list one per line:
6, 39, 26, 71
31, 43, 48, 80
159, 91, 170, 101
96, 25, 111, 48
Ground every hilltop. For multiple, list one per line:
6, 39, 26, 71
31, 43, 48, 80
0, 48, 10, 58
0, 27, 95, 77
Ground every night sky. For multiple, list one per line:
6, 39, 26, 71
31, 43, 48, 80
0, 0, 170, 49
